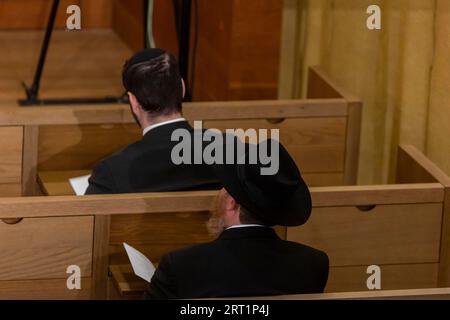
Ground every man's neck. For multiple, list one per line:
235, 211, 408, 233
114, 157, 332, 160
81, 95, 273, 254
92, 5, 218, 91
140, 112, 183, 129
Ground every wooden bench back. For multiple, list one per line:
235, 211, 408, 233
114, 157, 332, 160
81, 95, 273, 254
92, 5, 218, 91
0, 143, 449, 299
36, 99, 355, 187
288, 145, 450, 293
0, 66, 363, 197
220, 288, 450, 300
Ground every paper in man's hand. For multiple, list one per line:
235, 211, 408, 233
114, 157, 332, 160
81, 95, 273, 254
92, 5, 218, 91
69, 175, 91, 196
123, 243, 156, 283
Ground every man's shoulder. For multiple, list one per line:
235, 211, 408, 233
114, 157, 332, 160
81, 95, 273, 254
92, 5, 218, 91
159, 239, 220, 270
167, 240, 217, 260
97, 139, 145, 167
281, 239, 329, 266
164, 236, 328, 266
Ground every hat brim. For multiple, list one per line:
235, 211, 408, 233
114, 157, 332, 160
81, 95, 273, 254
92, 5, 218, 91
212, 162, 312, 227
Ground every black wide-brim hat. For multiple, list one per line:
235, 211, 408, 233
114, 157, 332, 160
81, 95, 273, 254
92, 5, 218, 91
212, 138, 312, 227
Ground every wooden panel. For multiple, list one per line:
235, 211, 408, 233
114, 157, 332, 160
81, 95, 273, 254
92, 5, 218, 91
38, 170, 90, 196
0, 100, 348, 126
193, 0, 283, 101
326, 264, 438, 293
0, 126, 23, 184
307, 67, 344, 99
438, 185, 450, 286
0, 191, 218, 219
227, 0, 283, 100
288, 203, 443, 266
92, 215, 111, 300
22, 126, 39, 196
0, 278, 91, 300
110, 214, 286, 245
303, 173, 344, 187
0, 216, 93, 280
109, 264, 146, 298
152, 0, 179, 56
110, 242, 202, 266
1, 30, 131, 101
185, 97, 349, 118
38, 170, 342, 196
38, 124, 141, 171
0, 185, 444, 220
231, 288, 450, 300
36, 112, 347, 173
80, 0, 113, 29
312, 183, 444, 207
306, 66, 360, 101
203, 117, 347, 173
343, 102, 362, 185
110, 212, 214, 245
193, 0, 233, 101
112, 0, 144, 51
107, 275, 123, 300
0, 0, 112, 29
396, 145, 450, 185
0, 184, 22, 197
110, 227, 286, 266
110, 0, 282, 100
110, 211, 213, 264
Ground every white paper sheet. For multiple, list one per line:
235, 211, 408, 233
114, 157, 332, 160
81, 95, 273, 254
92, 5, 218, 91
69, 175, 91, 196
123, 243, 156, 283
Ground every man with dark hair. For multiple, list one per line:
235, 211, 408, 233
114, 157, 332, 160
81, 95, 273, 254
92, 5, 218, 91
86, 49, 221, 194
145, 140, 329, 299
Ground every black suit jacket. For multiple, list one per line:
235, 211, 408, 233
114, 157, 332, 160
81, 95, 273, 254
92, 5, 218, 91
145, 227, 329, 299
86, 121, 222, 194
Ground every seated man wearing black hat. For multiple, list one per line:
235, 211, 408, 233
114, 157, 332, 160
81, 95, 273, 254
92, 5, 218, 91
145, 140, 329, 299
86, 48, 221, 194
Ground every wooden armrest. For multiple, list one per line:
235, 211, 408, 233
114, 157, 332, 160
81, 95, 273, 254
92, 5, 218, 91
38, 170, 90, 196
109, 264, 147, 297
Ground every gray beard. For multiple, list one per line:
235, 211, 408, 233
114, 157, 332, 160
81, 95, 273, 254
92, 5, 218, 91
206, 216, 225, 237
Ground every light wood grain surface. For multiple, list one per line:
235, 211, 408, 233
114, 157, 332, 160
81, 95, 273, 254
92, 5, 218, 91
0, 278, 92, 300
289, 203, 442, 266
0, 126, 23, 184
0, 216, 93, 280
326, 264, 438, 293
38, 170, 90, 196
217, 287, 450, 300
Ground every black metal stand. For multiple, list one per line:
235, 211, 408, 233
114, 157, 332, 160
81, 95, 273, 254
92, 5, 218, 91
178, 0, 192, 101
18, 0, 128, 106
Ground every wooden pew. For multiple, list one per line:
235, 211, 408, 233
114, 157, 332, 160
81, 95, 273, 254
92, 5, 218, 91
288, 144, 450, 293
53, 145, 450, 297
0, 66, 362, 198
0, 144, 448, 300
219, 288, 450, 300
0, 191, 216, 299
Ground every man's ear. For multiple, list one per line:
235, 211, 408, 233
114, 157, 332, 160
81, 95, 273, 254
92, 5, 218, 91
224, 191, 240, 216
181, 78, 186, 99
128, 92, 141, 114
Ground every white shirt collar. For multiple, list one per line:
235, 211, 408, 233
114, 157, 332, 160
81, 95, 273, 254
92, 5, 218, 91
226, 224, 268, 230
142, 118, 186, 136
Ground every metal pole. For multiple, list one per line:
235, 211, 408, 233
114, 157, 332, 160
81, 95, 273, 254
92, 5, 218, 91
28, 0, 60, 101
179, 0, 192, 101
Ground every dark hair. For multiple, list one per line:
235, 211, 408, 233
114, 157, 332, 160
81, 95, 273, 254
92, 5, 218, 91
239, 206, 274, 226
122, 53, 183, 116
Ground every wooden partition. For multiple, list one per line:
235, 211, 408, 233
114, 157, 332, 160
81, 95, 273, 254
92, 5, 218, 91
218, 288, 450, 300
0, 0, 113, 29
0, 66, 362, 197
288, 144, 450, 293
0, 145, 448, 299
0, 66, 367, 299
